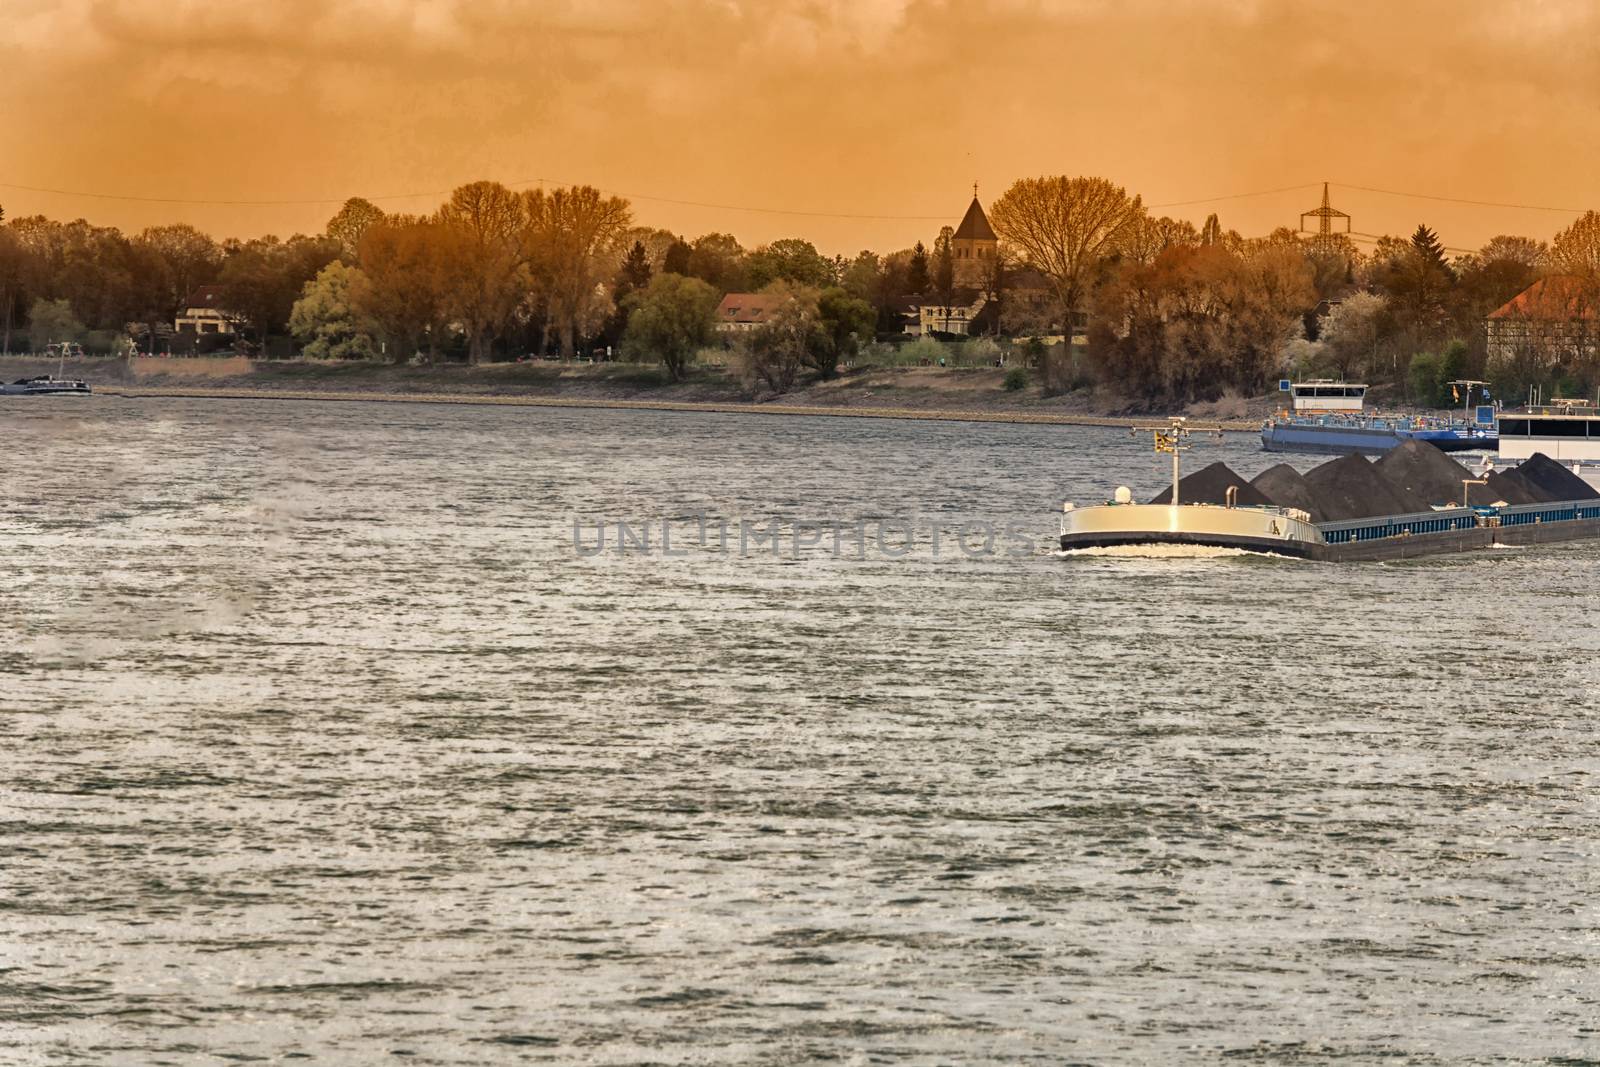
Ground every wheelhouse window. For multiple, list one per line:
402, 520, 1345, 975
1527, 418, 1591, 437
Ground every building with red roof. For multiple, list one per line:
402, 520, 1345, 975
714, 292, 789, 332
1486, 275, 1598, 368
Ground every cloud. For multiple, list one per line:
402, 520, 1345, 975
0, 0, 1596, 253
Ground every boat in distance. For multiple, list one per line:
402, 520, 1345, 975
1495, 396, 1600, 463
1, 375, 92, 396
1260, 379, 1496, 455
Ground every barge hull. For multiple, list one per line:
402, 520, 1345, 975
1261, 426, 1495, 455
1317, 517, 1600, 561
1061, 515, 1600, 562
1059, 530, 1317, 558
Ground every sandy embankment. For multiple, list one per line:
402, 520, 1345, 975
0, 355, 1265, 431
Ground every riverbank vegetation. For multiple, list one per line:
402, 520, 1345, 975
2, 183, 1597, 410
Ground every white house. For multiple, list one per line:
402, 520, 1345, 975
174, 285, 237, 335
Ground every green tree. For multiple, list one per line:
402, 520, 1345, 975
663, 238, 693, 276
743, 286, 824, 395
0, 227, 27, 354
684, 233, 747, 291
621, 273, 719, 381
814, 286, 876, 378
840, 251, 881, 302
931, 226, 956, 331
218, 234, 342, 351
747, 238, 835, 289
1408, 350, 1444, 406
1410, 224, 1454, 280
27, 297, 85, 350
619, 240, 652, 294
906, 241, 930, 295
289, 261, 379, 360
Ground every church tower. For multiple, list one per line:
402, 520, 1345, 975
951, 187, 998, 288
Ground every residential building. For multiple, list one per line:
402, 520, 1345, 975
902, 288, 989, 338
1486, 276, 1598, 368
714, 293, 786, 332
174, 285, 237, 335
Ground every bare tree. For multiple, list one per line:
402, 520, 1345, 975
325, 198, 387, 261
435, 181, 531, 364
526, 186, 632, 360
353, 218, 463, 363
988, 176, 1146, 330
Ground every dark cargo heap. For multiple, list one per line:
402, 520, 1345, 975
1302, 453, 1431, 521
1374, 439, 1538, 507
1146, 461, 1276, 507
1241, 442, 1594, 521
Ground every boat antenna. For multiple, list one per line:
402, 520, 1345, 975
1130, 416, 1224, 507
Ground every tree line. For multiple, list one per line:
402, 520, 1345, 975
2, 178, 1597, 405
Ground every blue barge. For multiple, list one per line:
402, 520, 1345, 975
1261, 415, 1497, 455
1260, 379, 1496, 455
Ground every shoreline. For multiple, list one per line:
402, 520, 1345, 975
91, 385, 1262, 431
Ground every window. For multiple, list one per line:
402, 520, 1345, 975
1499, 419, 1529, 436
1528, 418, 1590, 437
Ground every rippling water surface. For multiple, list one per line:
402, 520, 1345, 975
3, 397, 1598, 1065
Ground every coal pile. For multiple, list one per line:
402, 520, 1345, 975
1480, 471, 1540, 506
1303, 453, 1431, 521
1250, 464, 1327, 523
1147, 461, 1276, 507
1371, 440, 1541, 506
1373, 440, 1475, 506
1498, 453, 1600, 502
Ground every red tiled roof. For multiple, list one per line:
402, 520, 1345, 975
1488, 275, 1597, 320
715, 293, 787, 324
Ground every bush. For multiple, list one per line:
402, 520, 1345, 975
1003, 367, 1029, 391
1408, 351, 1443, 406
958, 336, 1002, 367
899, 336, 949, 366
1020, 337, 1048, 369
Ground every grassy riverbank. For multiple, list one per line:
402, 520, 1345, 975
1, 355, 1272, 429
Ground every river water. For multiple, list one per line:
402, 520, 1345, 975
3, 397, 1597, 1065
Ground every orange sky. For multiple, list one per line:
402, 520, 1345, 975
2, 0, 1597, 257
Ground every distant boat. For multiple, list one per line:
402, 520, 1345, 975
4, 341, 93, 396
1, 375, 92, 396
1261, 379, 1496, 455
1492, 395, 1600, 491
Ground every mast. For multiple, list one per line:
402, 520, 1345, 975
1134, 416, 1224, 506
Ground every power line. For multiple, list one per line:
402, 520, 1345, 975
1334, 182, 1588, 215
3, 173, 1587, 225
0, 176, 953, 220
0, 176, 1341, 221
1152, 183, 1324, 207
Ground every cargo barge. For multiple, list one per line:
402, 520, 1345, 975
1260, 379, 1496, 455
1060, 418, 1600, 562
